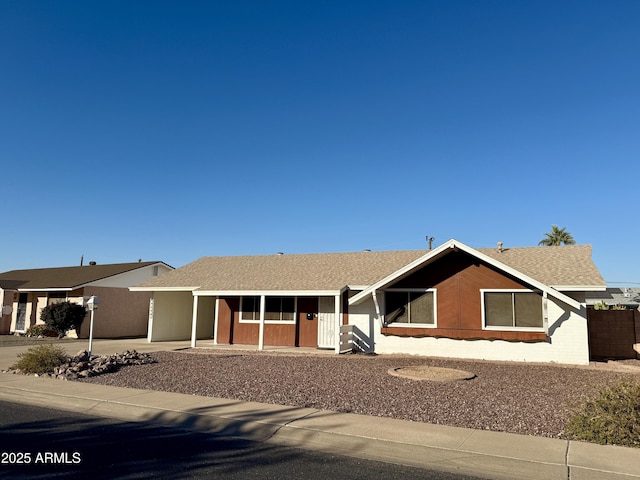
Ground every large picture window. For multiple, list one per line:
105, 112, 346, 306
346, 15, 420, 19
384, 290, 436, 326
240, 296, 296, 323
483, 291, 543, 329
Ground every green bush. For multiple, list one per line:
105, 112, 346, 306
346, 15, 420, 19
10, 344, 70, 374
25, 324, 58, 337
40, 301, 87, 338
567, 381, 640, 448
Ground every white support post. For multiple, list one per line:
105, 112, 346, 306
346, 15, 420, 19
213, 297, 220, 345
334, 294, 341, 354
147, 295, 154, 343
191, 295, 199, 348
258, 295, 266, 351
372, 290, 381, 324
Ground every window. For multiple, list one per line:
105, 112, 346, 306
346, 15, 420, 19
241, 296, 260, 321
47, 292, 67, 306
483, 291, 543, 329
384, 290, 436, 326
240, 296, 296, 323
264, 297, 295, 321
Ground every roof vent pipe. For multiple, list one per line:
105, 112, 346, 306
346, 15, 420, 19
89, 261, 97, 266
497, 242, 503, 253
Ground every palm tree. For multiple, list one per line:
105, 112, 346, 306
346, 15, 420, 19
538, 225, 576, 246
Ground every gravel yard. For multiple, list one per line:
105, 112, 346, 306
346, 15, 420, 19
80, 350, 640, 440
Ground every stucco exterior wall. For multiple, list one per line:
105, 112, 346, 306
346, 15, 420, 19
149, 291, 194, 341
196, 296, 215, 339
0, 289, 13, 334
349, 296, 590, 365
88, 264, 172, 288
75, 286, 152, 339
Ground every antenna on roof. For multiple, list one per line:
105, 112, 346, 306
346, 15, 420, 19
425, 236, 434, 250
80, 255, 84, 266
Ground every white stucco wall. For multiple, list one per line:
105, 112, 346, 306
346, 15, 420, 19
348, 295, 590, 365
195, 296, 215, 339
90, 264, 173, 288
149, 291, 194, 341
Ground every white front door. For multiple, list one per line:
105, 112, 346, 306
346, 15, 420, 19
317, 297, 336, 349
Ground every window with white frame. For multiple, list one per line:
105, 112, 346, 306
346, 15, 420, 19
240, 296, 260, 321
483, 290, 543, 329
240, 296, 296, 323
384, 289, 436, 326
264, 297, 295, 322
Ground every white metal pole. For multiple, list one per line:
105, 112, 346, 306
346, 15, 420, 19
88, 308, 95, 357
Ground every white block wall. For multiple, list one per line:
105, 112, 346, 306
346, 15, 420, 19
348, 295, 590, 365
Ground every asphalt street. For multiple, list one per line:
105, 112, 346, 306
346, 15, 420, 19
0, 400, 483, 480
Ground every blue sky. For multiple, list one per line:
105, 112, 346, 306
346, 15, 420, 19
1, 1, 638, 285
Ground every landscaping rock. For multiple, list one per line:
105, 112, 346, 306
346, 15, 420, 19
2, 350, 156, 380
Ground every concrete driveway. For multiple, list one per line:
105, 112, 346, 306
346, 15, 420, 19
0, 338, 191, 371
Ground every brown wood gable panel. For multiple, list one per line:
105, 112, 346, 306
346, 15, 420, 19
383, 251, 546, 342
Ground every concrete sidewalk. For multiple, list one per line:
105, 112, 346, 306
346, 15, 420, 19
1, 372, 639, 480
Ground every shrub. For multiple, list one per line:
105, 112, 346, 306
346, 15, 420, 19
10, 344, 70, 374
40, 301, 87, 338
25, 324, 57, 337
567, 381, 640, 448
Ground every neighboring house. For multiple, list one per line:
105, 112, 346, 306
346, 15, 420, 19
0, 261, 173, 338
131, 239, 605, 365
585, 288, 640, 310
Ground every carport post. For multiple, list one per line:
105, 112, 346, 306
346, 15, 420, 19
334, 294, 341, 354
213, 297, 220, 345
190, 295, 199, 348
258, 294, 266, 351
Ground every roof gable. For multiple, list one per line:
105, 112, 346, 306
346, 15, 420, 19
348, 239, 597, 309
0, 262, 169, 290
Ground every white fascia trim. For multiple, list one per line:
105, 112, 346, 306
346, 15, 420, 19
349, 239, 457, 306
128, 286, 200, 292
17, 288, 73, 292
194, 290, 341, 297
552, 285, 607, 292
346, 285, 370, 291
348, 238, 582, 310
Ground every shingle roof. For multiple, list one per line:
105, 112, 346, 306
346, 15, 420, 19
133, 243, 604, 292
0, 262, 164, 290
477, 245, 604, 288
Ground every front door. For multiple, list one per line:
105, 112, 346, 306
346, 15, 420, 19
15, 293, 27, 332
317, 297, 336, 349
296, 297, 318, 347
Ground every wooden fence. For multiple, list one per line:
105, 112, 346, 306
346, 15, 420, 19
588, 308, 640, 360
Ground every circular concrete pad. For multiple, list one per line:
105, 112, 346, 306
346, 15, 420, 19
388, 366, 476, 382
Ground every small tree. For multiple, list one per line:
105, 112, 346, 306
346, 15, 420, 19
40, 301, 87, 338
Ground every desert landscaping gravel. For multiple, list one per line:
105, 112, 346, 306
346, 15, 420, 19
80, 350, 640, 439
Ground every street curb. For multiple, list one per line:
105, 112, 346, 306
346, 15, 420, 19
1, 373, 639, 480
